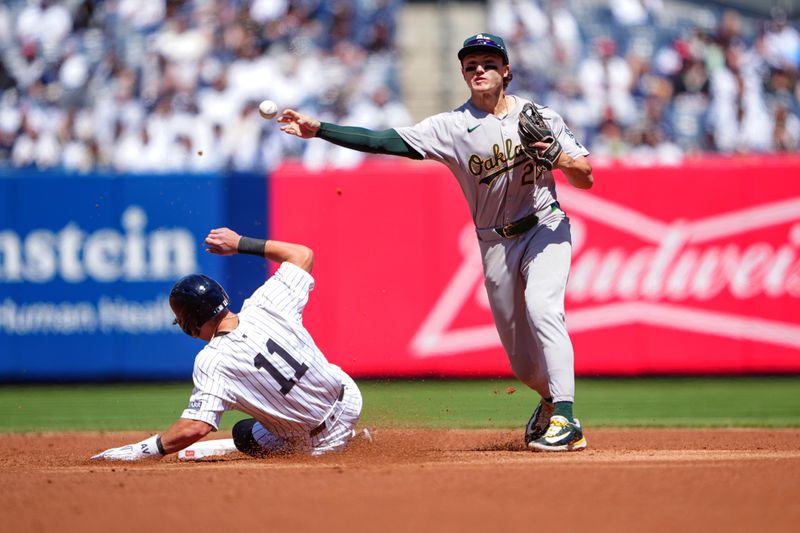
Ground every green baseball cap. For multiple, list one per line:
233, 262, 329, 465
458, 33, 509, 64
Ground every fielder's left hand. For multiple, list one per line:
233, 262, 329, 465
529, 141, 569, 169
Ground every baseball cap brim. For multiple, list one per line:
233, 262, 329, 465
458, 34, 508, 64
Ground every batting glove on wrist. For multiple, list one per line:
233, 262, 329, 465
91, 434, 164, 461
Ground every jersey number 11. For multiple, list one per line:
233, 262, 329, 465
253, 339, 309, 395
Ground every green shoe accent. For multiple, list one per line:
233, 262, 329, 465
553, 401, 574, 422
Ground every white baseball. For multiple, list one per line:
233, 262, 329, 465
258, 100, 278, 120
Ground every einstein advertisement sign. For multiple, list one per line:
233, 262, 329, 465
0, 172, 266, 381
0, 205, 196, 335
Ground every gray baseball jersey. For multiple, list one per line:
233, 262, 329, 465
396, 96, 589, 403
180, 262, 362, 451
395, 97, 588, 229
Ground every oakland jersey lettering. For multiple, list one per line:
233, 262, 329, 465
396, 98, 588, 227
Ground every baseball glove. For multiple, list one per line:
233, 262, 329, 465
518, 102, 562, 170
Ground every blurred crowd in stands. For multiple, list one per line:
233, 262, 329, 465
494, 0, 800, 165
0, 0, 405, 173
0, 0, 798, 173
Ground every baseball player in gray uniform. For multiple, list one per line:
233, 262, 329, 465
278, 33, 593, 451
91, 228, 363, 461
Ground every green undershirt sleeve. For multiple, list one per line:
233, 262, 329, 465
316, 123, 424, 160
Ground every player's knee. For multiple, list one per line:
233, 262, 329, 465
509, 359, 548, 393
232, 418, 261, 456
511, 366, 539, 388
527, 303, 565, 329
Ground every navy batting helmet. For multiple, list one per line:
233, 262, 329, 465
169, 274, 230, 337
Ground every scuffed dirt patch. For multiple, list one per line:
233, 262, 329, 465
1, 429, 799, 533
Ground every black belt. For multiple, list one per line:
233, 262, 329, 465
310, 385, 346, 437
494, 202, 560, 239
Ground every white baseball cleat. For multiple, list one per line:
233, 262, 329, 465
350, 428, 374, 443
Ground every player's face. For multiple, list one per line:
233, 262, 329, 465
461, 52, 508, 93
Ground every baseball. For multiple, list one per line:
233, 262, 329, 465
258, 100, 278, 120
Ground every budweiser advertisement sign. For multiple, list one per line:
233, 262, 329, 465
271, 157, 800, 376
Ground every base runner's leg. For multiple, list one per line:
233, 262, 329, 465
232, 418, 260, 455
310, 374, 364, 456
232, 418, 290, 456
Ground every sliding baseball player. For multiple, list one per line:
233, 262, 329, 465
91, 228, 363, 460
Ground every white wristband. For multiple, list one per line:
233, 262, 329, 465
136, 434, 165, 459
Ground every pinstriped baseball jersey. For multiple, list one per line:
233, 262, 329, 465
395, 97, 589, 229
180, 262, 350, 440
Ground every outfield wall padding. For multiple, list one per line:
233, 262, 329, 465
270, 157, 800, 377
2, 157, 799, 381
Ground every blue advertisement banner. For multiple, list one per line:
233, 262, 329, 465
0, 170, 267, 381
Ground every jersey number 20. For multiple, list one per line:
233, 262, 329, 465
253, 339, 309, 395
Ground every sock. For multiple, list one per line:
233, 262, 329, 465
553, 401, 574, 423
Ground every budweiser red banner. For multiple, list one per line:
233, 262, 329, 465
271, 157, 800, 376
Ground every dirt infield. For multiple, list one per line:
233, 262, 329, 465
2, 428, 799, 533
